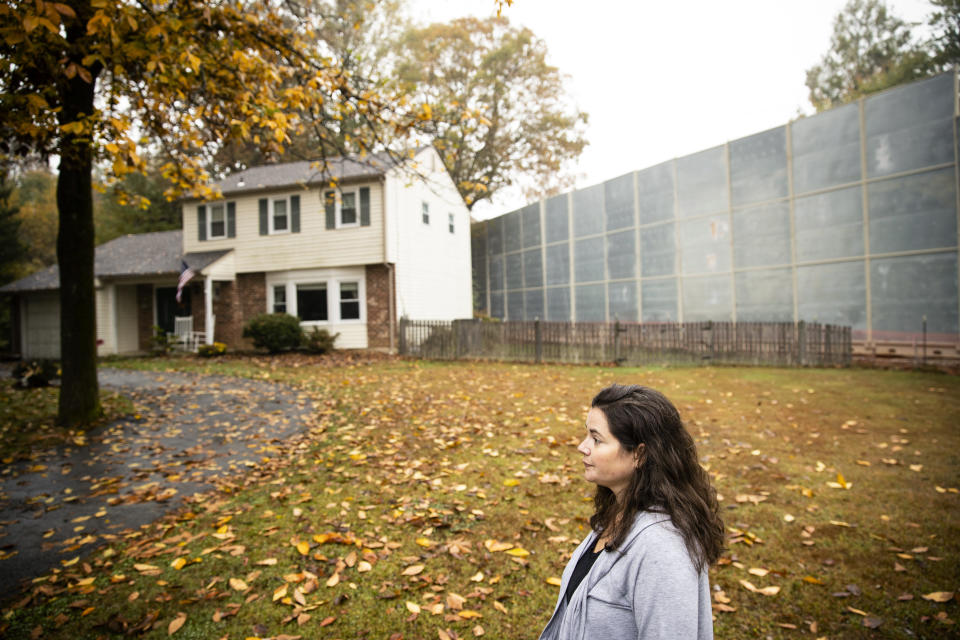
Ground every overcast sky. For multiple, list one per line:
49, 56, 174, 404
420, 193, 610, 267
408, 0, 935, 219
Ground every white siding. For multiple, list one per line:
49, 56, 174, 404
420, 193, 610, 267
96, 286, 116, 355
386, 147, 472, 320
204, 252, 236, 280
265, 266, 368, 349
22, 292, 60, 359
115, 285, 140, 354
182, 182, 385, 272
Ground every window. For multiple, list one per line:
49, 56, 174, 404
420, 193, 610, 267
448, 212, 455, 234
273, 285, 286, 313
340, 282, 360, 320
296, 284, 328, 321
422, 202, 430, 224
272, 198, 288, 233
210, 204, 226, 238
341, 192, 357, 226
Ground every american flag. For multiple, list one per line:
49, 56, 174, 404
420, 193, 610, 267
176, 260, 195, 303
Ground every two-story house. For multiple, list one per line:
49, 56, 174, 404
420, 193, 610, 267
3, 148, 473, 357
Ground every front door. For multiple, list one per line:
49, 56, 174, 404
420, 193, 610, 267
156, 286, 190, 335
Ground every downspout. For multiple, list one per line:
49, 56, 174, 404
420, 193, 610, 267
380, 174, 395, 351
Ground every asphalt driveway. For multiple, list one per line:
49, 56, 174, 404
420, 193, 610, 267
0, 367, 314, 603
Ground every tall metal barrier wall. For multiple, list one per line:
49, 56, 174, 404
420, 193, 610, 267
472, 72, 960, 359
399, 318, 852, 368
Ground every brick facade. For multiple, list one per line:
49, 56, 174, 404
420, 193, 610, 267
365, 263, 395, 350
186, 273, 265, 349
233, 272, 266, 349
136, 284, 153, 351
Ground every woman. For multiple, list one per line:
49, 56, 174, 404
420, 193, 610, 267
539, 384, 724, 640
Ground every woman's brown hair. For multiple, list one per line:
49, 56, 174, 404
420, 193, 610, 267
589, 384, 724, 571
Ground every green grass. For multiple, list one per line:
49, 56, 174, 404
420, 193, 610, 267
2, 356, 958, 639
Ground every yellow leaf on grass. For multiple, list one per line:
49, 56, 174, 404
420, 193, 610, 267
256, 558, 278, 566
416, 537, 435, 548
357, 561, 372, 572
134, 563, 159, 572
506, 547, 530, 557
272, 584, 288, 601
168, 612, 186, 635
402, 564, 425, 576
406, 601, 421, 614
922, 591, 955, 602
483, 539, 514, 552
546, 576, 562, 586
446, 592, 466, 610
295, 541, 310, 556
740, 579, 780, 596
62, 556, 80, 567
473, 624, 485, 636
503, 479, 519, 487
326, 572, 340, 587
748, 568, 769, 577
470, 571, 484, 582
170, 557, 187, 570
458, 610, 483, 619
229, 578, 248, 591
803, 576, 823, 585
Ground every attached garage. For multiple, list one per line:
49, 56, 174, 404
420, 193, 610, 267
21, 292, 60, 359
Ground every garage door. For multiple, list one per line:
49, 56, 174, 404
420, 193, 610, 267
23, 292, 60, 359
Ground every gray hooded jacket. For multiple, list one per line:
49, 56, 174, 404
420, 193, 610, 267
538, 511, 713, 640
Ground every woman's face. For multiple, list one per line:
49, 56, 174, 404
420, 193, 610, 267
577, 407, 639, 497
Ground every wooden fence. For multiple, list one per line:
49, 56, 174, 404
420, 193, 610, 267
398, 319, 852, 367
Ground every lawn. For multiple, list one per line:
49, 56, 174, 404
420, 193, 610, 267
1, 356, 958, 639
0, 378, 132, 464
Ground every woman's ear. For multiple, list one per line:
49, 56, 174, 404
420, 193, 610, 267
634, 443, 646, 468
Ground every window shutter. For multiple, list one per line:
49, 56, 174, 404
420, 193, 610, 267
360, 187, 370, 226
290, 194, 300, 233
324, 190, 335, 229
198, 205, 207, 241
227, 202, 236, 238
259, 198, 268, 235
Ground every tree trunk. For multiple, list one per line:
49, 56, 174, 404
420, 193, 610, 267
56, 65, 101, 427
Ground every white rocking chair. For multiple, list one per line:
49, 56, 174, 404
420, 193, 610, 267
174, 316, 201, 351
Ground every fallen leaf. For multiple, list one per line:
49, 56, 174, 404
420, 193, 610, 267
483, 539, 514, 553
506, 547, 530, 557
546, 577, 562, 586
922, 591, 955, 603
168, 612, 186, 635
229, 577, 248, 591
406, 601, 421, 614
402, 564, 424, 576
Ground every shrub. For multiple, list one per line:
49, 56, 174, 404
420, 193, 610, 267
151, 326, 177, 355
197, 342, 227, 358
302, 327, 339, 354
243, 313, 303, 353
12, 359, 60, 388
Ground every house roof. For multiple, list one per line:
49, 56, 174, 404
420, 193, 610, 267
211, 151, 400, 197
0, 230, 231, 293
